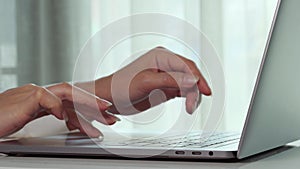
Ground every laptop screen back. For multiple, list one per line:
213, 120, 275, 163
238, 0, 300, 159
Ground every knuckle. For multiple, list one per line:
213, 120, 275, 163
186, 58, 196, 66
184, 59, 198, 71
161, 73, 174, 84
33, 86, 47, 99
150, 46, 166, 53
59, 82, 72, 89
138, 72, 151, 85
24, 83, 37, 89
154, 46, 165, 50
190, 61, 197, 67
146, 46, 169, 62
53, 99, 63, 109
178, 73, 186, 85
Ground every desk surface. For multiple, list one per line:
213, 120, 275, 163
0, 142, 300, 169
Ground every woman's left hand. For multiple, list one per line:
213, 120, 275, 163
0, 82, 118, 138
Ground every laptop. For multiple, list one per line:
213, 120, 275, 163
0, 0, 300, 160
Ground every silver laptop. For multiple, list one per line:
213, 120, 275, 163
0, 0, 300, 160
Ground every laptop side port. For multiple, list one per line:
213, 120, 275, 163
192, 151, 202, 155
175, 151, 185, 155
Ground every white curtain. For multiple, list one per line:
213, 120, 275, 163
0, 0, 278, 137
0, 0, 17, 91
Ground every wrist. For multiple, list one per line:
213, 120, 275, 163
75, 76, 113, 103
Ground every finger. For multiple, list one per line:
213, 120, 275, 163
151, 47, 211, 95
63, 100, 119, 125
34, 87, 64, 120
162, 88, 181, 98
142, 72, 199, 92
66, 122, 77, 131
0, 84, 64, 136
78, 121, 102, 138
47, 82, 112, 112
185, 87, 201, 114
107, 89, 179, 115
108, 87, 201, 115
34, 111, 50, 120
66, 109, 103, 138
174, 54, 211, 96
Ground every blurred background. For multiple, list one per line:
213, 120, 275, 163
0, 0, 278, 136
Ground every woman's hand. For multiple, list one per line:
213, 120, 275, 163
0, 83, 118, 138
76, 47, 211, 115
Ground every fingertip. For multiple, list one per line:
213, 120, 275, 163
182, 74, 199, 87
185, 90, 202, 115
62, 110, 69, 122
66, 123, 77, 131
97, 135, 104, 142
106, 115, 121, 125
185, 97, 195, 115
203, 88, 212, 96
97, 98, 113, 111
93, 110, 121, 125
102, 99, 113, 107
112, 115, 121, 122
53, 111, 64, 120
186, 108, 193, 115
81, 126, 103, 138
198, 81, 212, 96
89, 129, 103, 138
106, 106, 119, 114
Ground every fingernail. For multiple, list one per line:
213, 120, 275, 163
105, 110, 121, 122
103, 100, 113, 107
63, 111, 69, 122
97, 135, 104, 142
91, 128, 104, 139
199, 80, 212, 96
183, 75, 199, 87
96, 96, 113, 107
197, 93, 202, 107
114, 116, 121, 122
90, 132, 104, 141
191, 103, 198, 114
191, 95, 201, 114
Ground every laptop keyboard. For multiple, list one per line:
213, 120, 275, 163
119, 132, 240, 148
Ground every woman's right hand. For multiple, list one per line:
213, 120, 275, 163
0, 83, 118, 138
77, 47, 211, 115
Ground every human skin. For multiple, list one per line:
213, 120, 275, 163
76, 47, 211, 116
0, 83, 117, 138
0, 47, 211, 138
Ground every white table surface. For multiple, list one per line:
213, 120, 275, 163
0, 142, 300, 169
